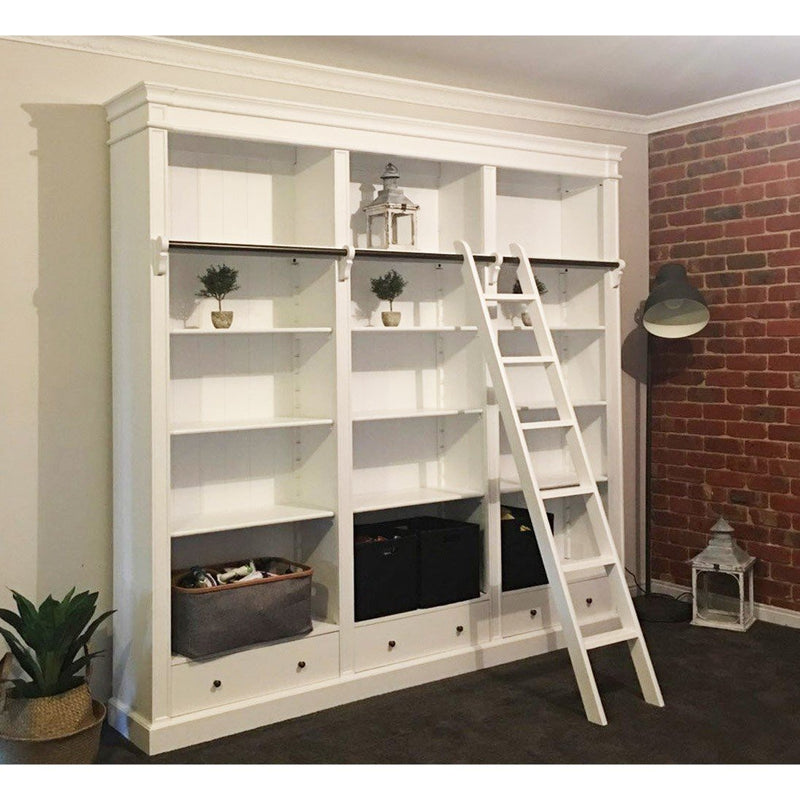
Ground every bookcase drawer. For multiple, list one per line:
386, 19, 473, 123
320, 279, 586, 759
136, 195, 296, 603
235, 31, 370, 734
353, 599, 490, 672
171, 631, 339, 716
501, 585, 555, 638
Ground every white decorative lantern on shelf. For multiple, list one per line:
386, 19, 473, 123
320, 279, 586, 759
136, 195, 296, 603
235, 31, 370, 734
364, 163, 419, 250
691, 517, 756, 632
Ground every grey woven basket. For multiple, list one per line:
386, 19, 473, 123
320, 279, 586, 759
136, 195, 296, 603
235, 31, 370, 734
171, 557, 313, 659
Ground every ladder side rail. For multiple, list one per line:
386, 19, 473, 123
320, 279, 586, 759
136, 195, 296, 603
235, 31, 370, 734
456, 239, 608, 726
511, 244, 663, 709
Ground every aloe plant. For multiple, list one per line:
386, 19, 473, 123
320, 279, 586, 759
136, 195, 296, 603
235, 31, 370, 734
0, 589, 114, 699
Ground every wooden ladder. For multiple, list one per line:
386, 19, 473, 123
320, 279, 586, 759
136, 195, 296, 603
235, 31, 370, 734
456, 239, 664, 725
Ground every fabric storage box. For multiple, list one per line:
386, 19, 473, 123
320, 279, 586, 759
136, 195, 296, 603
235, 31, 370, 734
354, 522, 419, 621
171, 557, 313, 659
394, 516, 481, 608
501, 505, 553, 591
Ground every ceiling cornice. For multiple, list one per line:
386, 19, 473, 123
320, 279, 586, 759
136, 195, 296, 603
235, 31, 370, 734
7, 35, 800, 137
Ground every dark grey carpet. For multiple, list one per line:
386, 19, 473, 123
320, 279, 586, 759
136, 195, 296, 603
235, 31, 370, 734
98, 619, 800, 764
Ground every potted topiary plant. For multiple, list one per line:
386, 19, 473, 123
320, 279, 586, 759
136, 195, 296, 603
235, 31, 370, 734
370, 269, 407, 327
513, 276, 548, 327
197, 263, 240, 329
0, 588, 114, 764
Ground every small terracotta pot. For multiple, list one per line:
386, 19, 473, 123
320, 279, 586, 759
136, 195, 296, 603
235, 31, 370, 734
382, 311, 401, 327
211, 311, 233, 329
521, 312, 533, 327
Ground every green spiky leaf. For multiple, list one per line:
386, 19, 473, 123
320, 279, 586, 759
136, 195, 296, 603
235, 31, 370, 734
0, 588, 115, 698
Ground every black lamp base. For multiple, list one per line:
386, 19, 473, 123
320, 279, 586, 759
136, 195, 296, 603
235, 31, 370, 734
633, 592, 692, 623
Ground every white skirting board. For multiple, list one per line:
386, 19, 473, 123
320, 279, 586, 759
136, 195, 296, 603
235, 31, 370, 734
651, 579, 800, 630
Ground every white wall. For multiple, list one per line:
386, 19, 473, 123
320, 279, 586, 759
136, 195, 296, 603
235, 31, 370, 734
0, 37, 649, 699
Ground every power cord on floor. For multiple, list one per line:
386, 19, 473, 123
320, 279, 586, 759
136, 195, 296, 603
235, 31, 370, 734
626, 567, 694, 622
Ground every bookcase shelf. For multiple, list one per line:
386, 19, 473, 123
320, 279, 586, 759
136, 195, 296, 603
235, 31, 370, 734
107, 81, 624, 755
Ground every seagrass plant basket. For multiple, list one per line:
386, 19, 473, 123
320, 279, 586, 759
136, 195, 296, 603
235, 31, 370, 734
0, 651, 106, 764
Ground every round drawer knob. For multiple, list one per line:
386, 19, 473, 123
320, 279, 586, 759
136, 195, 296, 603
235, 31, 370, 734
298, 661, 306, 669
212, 679, 222, 689
388, 640, 396, 648
586, 597, 593, 606
530, 609, 538, 618
456, 625, 464, 634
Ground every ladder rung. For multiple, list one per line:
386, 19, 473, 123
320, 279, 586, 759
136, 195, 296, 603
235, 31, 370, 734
561, 556, 616, 574
540, 484, 594, 500
583, 627, 640, 650
521, 420, 574, 431
489, 293, 538, 302
501, 356, 554, 366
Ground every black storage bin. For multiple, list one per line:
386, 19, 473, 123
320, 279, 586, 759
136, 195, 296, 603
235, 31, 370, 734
394, 516, 481, 608
171, 557, 313, 659
501, 506, 553, 591
354, 522, 419, 621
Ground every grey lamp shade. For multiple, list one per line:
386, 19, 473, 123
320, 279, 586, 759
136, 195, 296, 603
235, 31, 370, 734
643, 263, 710, 338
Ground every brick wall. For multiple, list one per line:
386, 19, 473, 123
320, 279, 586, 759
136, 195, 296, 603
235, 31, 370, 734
649, 101, 800, 613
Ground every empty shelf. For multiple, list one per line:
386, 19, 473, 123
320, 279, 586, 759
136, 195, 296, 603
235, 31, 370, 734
353, 486, 484, 514
171, 504, 334, 537
171, 417, 334, 435
353, 407, 483, 422
561, 556, 616, 574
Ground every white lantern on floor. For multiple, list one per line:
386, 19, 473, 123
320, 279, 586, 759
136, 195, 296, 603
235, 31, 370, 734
691, 517, 755, 632
364, 163, 419, 250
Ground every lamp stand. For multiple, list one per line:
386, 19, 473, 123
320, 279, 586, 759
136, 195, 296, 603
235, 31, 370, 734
632, 332, 692, 623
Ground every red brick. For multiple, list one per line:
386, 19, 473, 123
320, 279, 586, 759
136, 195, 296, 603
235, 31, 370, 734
766, 178, 800, 197
667, 145, 704, 164
728, 149, 769, 170
705, 437, 744, 455
770, 142, 800, 162
723, 185, 764, 203
745, 198, 788, 217
747, 233, 788, 250
667, 209, 704, 227
704, 172, 742, 190
743, 406, 784, 423
727, 287, 767, 304
769, 425, 800, 442
727, 388, 767, 404
666, 178, 703, 197
726, 421, 768, 439
687, 125, 724, 144
745, 440, 787, 458
746, 301, 789, 319
651, 196, 685, 214
767, 320, 800, 336
651, 132, 687, 152
744, 164, 786, 184
685, 190, 724, 209
746, 338, 787, 354
745, 129, 787, 149
723, 115, 767, 136
769, 284, 800, 301
768, 249, 800, 267
744, 266, 787, 284
725, 219, 764, 237
686, 420, 725, 438
652, 164, 687, 183
745, 371, 789, 388
707, 238, 744, 255
768, 354, 799, 370
767, 213, 800, 231
767, 108, 800, 128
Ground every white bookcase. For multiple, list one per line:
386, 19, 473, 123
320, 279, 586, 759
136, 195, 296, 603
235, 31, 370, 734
106, 83, 625, 754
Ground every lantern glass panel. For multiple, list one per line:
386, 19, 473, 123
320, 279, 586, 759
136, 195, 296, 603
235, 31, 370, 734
696, 570, 741, 624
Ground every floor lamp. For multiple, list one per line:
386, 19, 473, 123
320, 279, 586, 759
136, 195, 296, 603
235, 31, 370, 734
633, 263, 710, 623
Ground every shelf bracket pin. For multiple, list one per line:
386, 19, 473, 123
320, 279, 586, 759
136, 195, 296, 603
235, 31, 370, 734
337, 244, 355, 283
151, 235, 168, 277
610, 260, 625, 289
488, 252, 503, 287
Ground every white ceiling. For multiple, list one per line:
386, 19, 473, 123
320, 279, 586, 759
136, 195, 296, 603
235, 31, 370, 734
171, 36, 800, 117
